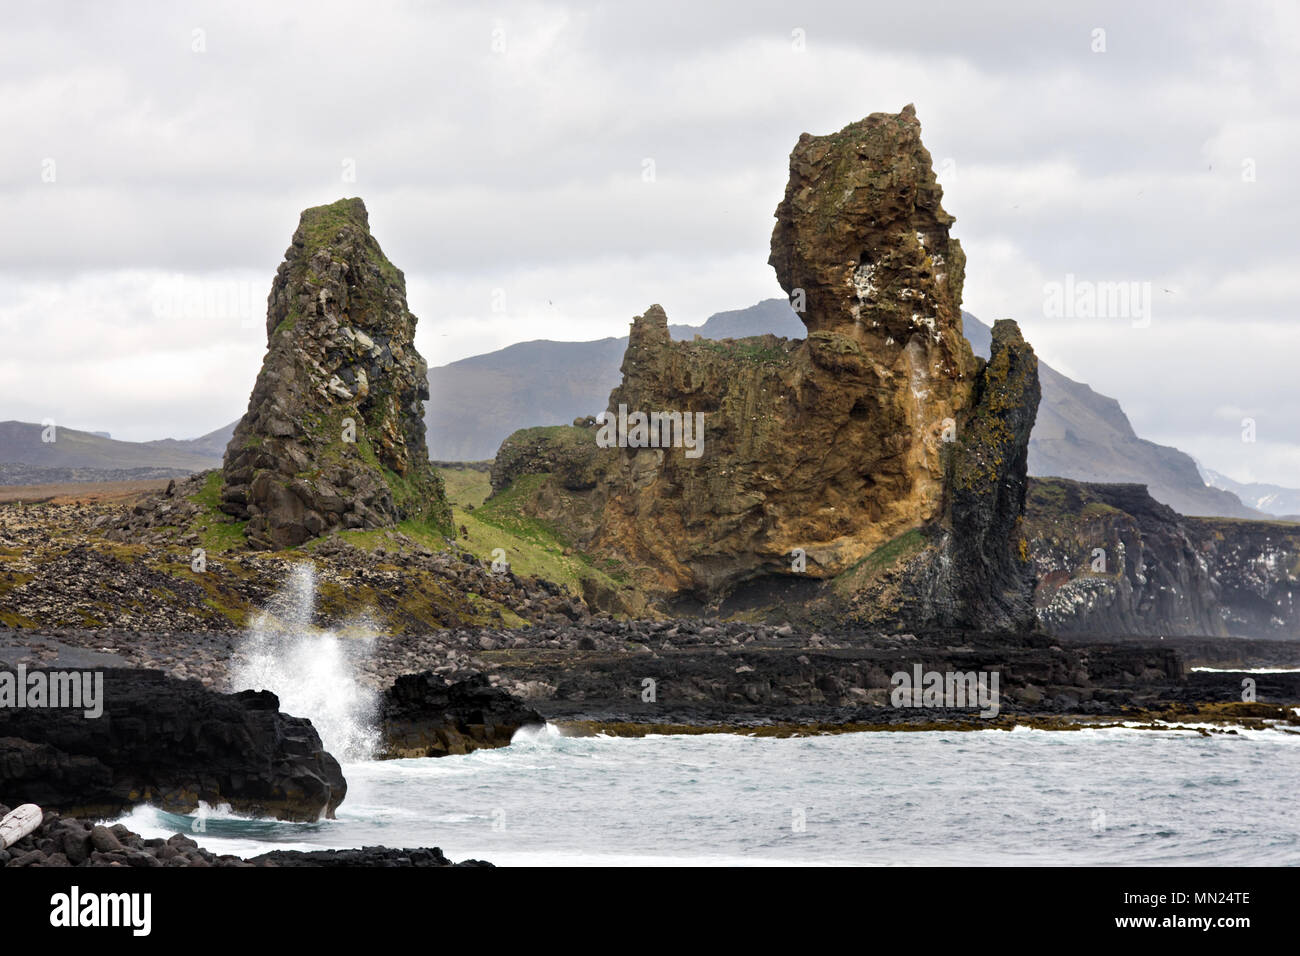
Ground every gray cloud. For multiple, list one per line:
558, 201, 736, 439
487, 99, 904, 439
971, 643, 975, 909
1, 0, 1297, 484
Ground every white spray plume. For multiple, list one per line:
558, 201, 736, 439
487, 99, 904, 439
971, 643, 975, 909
230, 562, 379, 761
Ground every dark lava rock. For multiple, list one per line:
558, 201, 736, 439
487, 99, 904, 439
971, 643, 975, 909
927, 317, 1041, 630
0, 668, 345, 821
1028, 477, 1300, 639
0, 805, 482, 868
379, 671, 544, 758
247, 846, 491, 867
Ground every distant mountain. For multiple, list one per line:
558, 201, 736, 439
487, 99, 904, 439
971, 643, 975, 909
666, 298, 806, 341
141, 421, 237, 460
0, 420, 225, 486
962, 316, 1256, 518
425, 337, 628, 461
1200, 466, 1300, 520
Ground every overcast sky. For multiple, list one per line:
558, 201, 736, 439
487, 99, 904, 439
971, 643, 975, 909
2, 0, 1297, 485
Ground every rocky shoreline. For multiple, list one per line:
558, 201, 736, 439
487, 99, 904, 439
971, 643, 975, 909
0, 805, 488, 868
5, 623, 1297, 730
0, 663, 540, 868
4, 624, 1296, 870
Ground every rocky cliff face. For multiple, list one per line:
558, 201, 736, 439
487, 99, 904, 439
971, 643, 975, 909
1026, 478, 1300, 637
819, 319, 1039, 632
768, 104, 968, 345
919, 319, 1040, 628
221, 198, 450, 548
490, 107, 1040, 628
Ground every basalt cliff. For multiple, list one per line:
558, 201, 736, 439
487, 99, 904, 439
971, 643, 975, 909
1026, 477, 1300, 638
490, 106, 1041, 630
219, 198, 451, 549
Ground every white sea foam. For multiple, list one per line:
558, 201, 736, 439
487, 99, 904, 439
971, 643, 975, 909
509, 722, 566, 746
229, 562, 379, 760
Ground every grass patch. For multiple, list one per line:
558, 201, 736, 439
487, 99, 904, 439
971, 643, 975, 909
473, 474, 569, 549
440, 465, 492, 508
830, 527, 928, 595
190, 471, 248, 552
853, 528, 927, 578
306, 516, 449, 554
0, 608, 38, 628
696, 337, 789, 365
437, 465, 629, 597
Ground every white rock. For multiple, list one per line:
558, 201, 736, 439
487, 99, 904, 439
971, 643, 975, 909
326, 376, 353, 399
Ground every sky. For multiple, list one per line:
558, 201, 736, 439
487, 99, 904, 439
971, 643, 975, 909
1, 0, 1297, 485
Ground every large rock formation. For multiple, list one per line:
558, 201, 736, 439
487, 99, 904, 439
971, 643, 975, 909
926, 318, 1041, 628
819, 318, 1039, 632
768, 104, 967, 344
221, 198, 450, 548
0, 668, 345, 821
490, 106, 1040, 629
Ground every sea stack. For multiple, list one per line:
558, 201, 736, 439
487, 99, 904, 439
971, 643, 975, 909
220, 198, 451, 548
490, 106, 1041, 629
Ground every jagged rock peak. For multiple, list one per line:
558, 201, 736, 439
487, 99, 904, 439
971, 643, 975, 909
220, 198, 450, 549
769, 104, 968, 364
946, 318, 1041, 629
627, 304, 672, 346
264, 198, 387, 338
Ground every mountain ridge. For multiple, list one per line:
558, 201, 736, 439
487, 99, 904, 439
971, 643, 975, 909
961, 317, 1257, 518
1200, 465, 1300, 519
0, 420, 225, 484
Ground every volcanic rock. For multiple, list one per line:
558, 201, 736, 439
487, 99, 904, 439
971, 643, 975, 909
378, 671, 544, 758
1027, 477, 1300, 637
768, 103, 968, 343
0, 806, 486, 867
854, 317, 1041, 631
220, 198, 451, 549
246, 846, 491, 867
0, 668, 345, 821
490, 106, 1040, 628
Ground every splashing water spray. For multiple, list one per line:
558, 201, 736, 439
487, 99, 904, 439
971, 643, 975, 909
229, 563, 380, 760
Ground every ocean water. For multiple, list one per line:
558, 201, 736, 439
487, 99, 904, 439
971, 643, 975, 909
130, 568, 1296, 866
116, 724, 1300, 866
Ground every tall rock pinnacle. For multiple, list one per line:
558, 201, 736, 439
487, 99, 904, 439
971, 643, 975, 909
220, 198, 450, 549
770, 104, 965, 336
